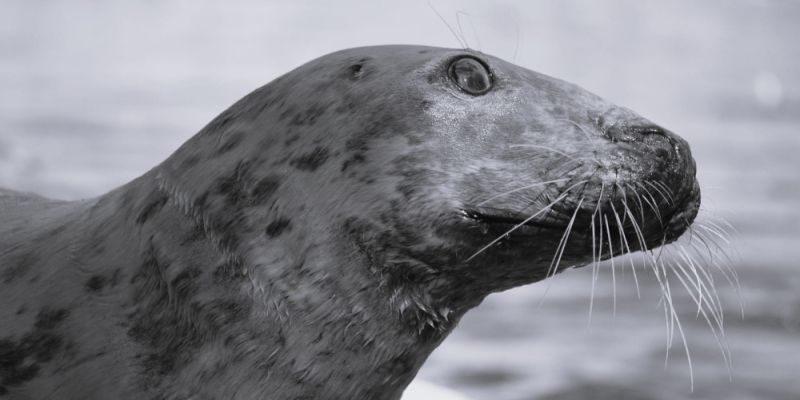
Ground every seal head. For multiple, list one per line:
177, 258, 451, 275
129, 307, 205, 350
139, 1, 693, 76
185, 46, 700, 317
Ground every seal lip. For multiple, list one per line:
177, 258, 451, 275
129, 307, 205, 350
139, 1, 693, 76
460, 207, 567, 231
446, 55, 494, 96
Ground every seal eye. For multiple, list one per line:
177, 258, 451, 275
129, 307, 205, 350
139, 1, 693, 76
448, 56, 492, 95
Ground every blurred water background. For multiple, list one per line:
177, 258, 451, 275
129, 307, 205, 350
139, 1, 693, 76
1, 1, 798, 399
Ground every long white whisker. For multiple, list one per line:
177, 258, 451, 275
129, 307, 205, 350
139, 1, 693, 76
509, 144, 578, 160
603, 214, 617, 316
427, 1, 467, 48
613, 200, 641, 298
476, 178, 570, 206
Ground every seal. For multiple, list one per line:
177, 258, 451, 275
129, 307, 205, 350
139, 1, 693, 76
0, 45, 700, 399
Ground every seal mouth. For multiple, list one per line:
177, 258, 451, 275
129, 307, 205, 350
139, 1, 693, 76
461, 206, 569, 232
459, 175, 701, 266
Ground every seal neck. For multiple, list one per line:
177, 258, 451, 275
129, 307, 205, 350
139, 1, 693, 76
103, 171, 462, 400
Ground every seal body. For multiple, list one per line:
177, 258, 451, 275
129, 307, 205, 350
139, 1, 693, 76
0, 45, 699, 399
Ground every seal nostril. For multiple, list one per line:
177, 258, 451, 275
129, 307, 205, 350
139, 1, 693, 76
635, 125, 667, 138
605, 124, 670, 144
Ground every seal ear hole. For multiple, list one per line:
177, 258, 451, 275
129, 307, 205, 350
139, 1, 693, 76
448, 56, 493, 95
348, 62, 367, 80
350, 64, 363, 75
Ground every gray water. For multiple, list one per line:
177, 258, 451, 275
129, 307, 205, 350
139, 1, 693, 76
1, 1, 799, 399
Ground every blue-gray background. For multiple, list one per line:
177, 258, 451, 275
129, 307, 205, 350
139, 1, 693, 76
1, 1, 798, 399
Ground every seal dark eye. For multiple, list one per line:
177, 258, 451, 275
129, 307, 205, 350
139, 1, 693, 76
448, 56, 492, 95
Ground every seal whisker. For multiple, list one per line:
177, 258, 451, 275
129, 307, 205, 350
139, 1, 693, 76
686, 235, 735, 290
554, 118, 598, 146
680, 245, 729, 343
476, 178, 570, 206
508, 144, 579, 160
623, 197, 662, 289
455, 11, 482, 51
659, 259, 679, 361
625, 183, 648, 227
617, 183, 630, 226
680, 253, 728, 349
663, 259, 707, 387
645, 181, 674, 205
693, 228, 742, 304
588, 218, 600, 327
653, 180, 677, 203
703, 219, 736, 243
703, 213, 739, 234
650, 256, 679, 368
695, 223, 732, 246
636, 182, 664, 225
693, 225, 736, 268
427, 1, 468, 48
611, 201, 640, 298
674, 246, 720, 327
698, 228, 740, 292
671, 245, 733, 373
603, 214, 617, 316
512, 20, 521, 62
538, 196, 584, 308
547, 197, 584, 279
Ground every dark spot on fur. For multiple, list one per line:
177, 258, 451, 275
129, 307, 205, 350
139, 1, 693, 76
0, 338, 40, 387
171, 266, 202, 301
216, 131, 246, 155
127, 242, 251, 386
110, 269, 122, 287
0, 308, 70, 388
214, 161, 253, 207
2, 253, 35, 284
181, 223, 205, 245
180, 154, 202, 168
341, 153, 366, 172
205, 299, 251, 326
345, 136, 370, 153
34, 308, 69, 330
207, 212, 245, 254
278, 105, 296, 122
85, 275, 107, 292
285, 134, 300, 147
265, 218, 292, 238
135, 193, 169, 225
15, 305, 25, 315
213, 259, 242, 284
418, 50, 429, 54
289, 105, 327, 126
127, 244, 196, 378
250, 175, 281, 205
44, 223, 68, 240
290, 147, 329, 171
